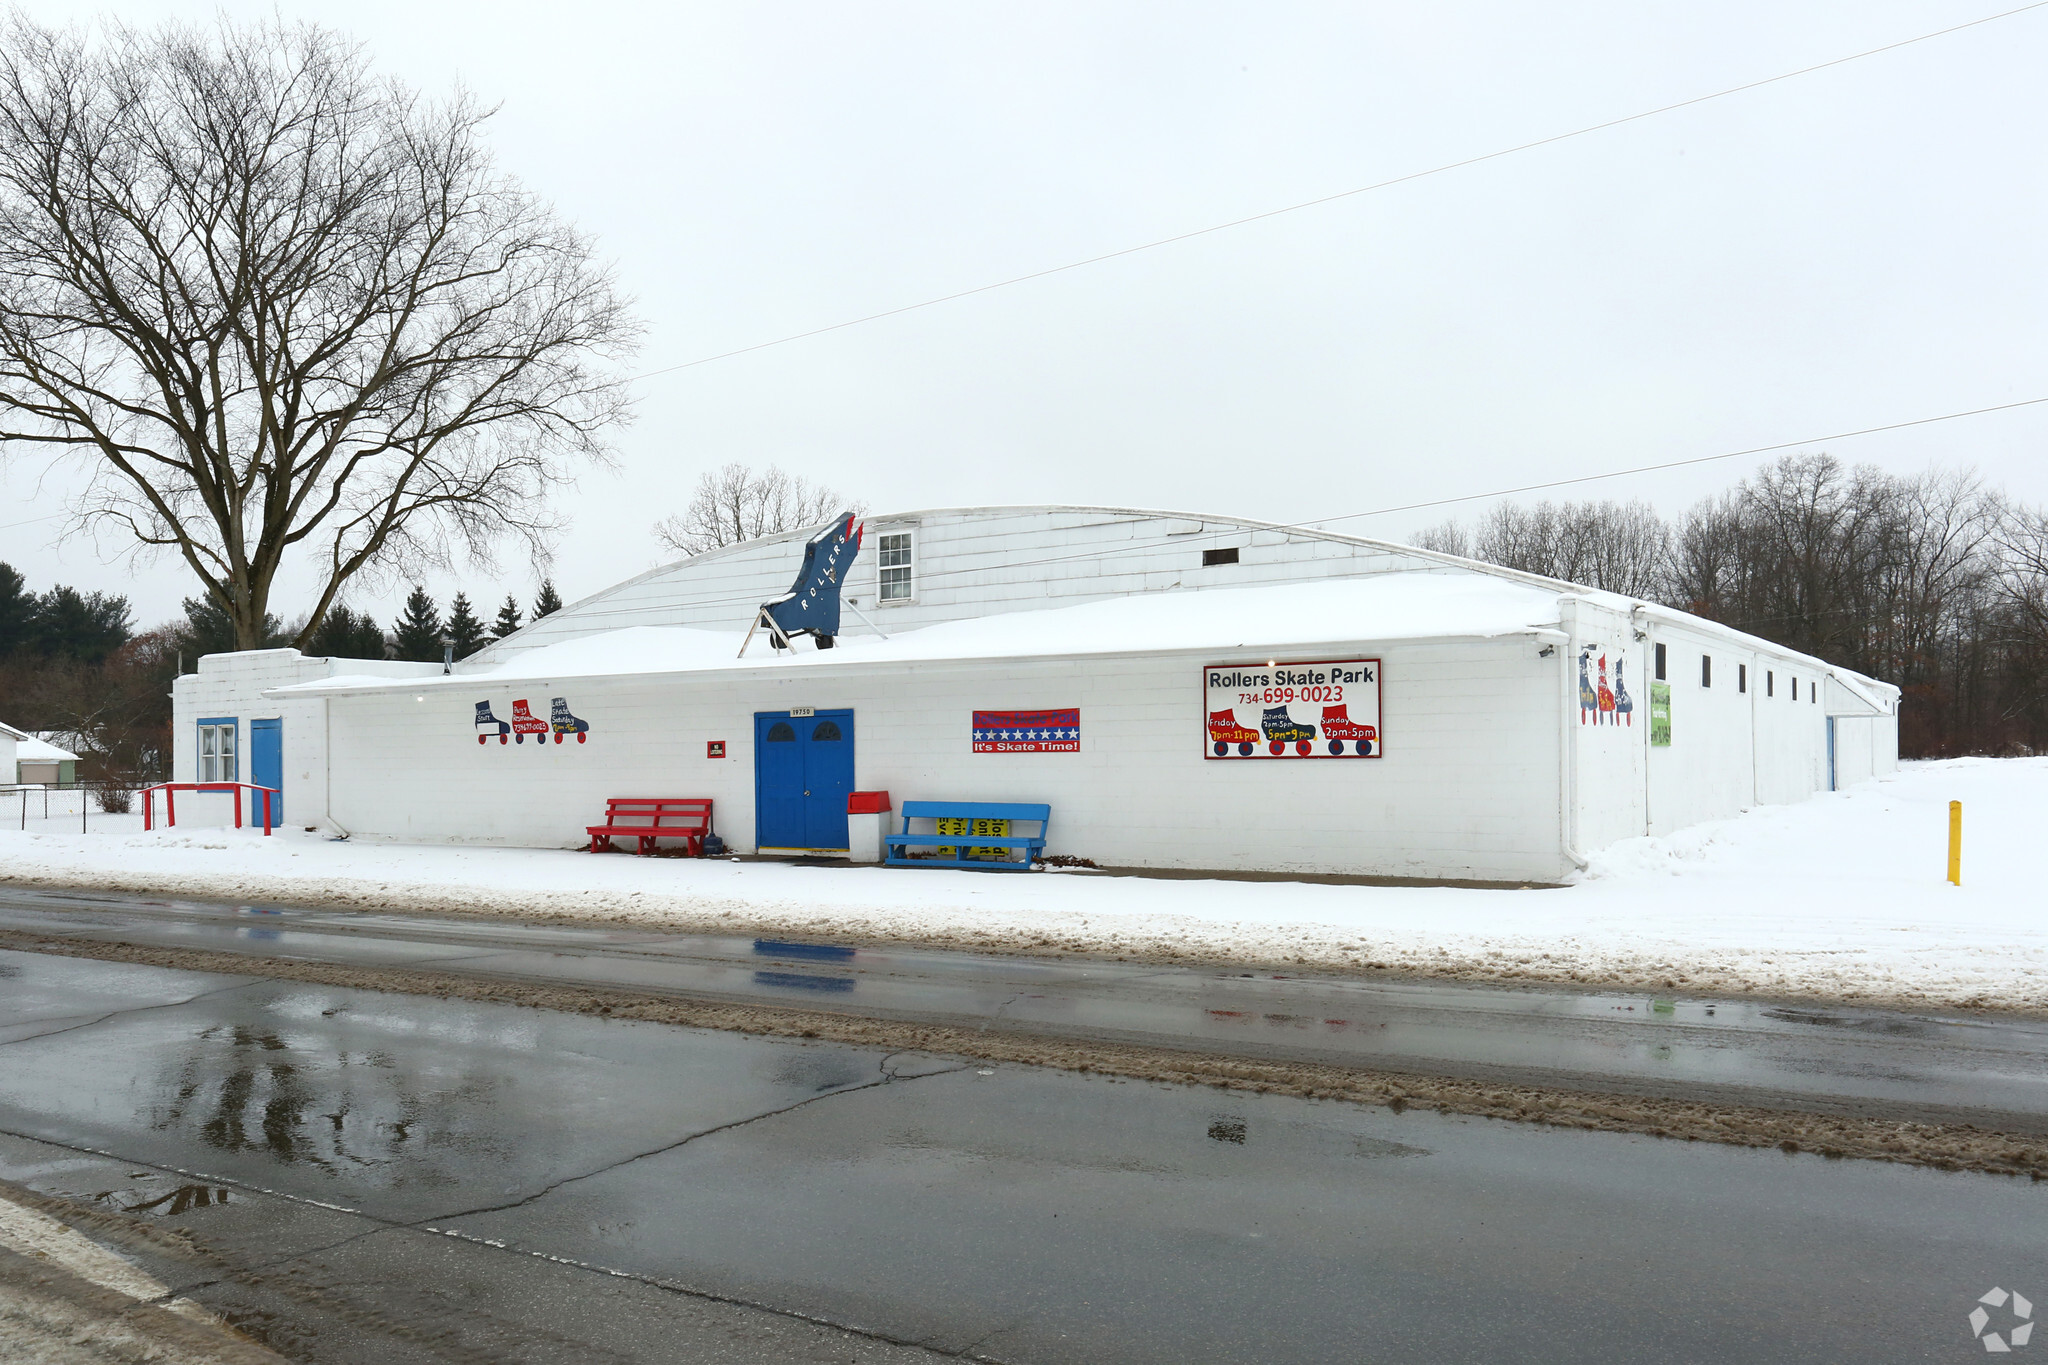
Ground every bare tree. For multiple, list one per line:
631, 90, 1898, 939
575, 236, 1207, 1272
1422, 498, 1669, 597
0, 16, 638, 650
652, 462, 861, 557
1664, 491, 1747, 618
1408, 518, 1471, 559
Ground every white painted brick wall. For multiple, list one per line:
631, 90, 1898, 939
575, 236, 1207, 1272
171, 651, 439, 830
324, 636, 1569, 882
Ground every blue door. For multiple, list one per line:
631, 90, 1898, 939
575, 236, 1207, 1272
754, 711, 855, 850
1826, 716, 1837, 792
250, 717, 283, 824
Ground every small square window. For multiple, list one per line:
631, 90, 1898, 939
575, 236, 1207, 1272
1202, 546, 1240, 567
1653, 643, 1667, 680
877, 531, 914, 602
1738, 664, 1747, 694
1701, 655, 1712, 688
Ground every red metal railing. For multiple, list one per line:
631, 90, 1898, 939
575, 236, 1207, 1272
141, 782, 278, 835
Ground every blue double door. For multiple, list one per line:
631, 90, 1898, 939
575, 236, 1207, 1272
754, 710, 855, 851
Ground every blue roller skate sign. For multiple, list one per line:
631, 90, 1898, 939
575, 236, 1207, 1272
1201, 658, 1383, 759
743, 512, 864, 654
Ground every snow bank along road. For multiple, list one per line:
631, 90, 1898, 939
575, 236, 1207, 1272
0, 757, 2042, 1013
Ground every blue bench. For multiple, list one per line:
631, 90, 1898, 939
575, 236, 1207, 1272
885, 800, 1050, 872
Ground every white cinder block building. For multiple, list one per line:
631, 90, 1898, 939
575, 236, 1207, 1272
173, 506, 1898, 882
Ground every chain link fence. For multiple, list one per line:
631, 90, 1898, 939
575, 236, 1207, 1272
2, 783, 137, 833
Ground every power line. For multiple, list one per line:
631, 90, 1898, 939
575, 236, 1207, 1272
626, 1, 2048, 384
1304, 394, 2048, 529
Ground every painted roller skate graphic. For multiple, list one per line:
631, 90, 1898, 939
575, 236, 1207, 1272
474, 701, 510, 745
1319, 704, 1377, 756
1578, 650, 1598, 724
550, 697, 590, 744
1596, 654, 1617, 724
1260, 706, 1317, 757
509, 699, 550, 745
1614, 655, 1633, 725
1207, 708, 1259, 757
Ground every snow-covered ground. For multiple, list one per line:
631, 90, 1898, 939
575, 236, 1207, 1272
1, 758, 2041, 1013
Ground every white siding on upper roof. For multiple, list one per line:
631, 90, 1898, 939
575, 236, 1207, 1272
466, 507, 1453, 666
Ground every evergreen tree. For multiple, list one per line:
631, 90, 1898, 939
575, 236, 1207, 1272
307, 606, 387, 659
32, 586, 133, 662
391, 586, 445, 663
0, 563, 35, 656
492, 594, 523, 640
533, 579, 563, 619
173, 596, 281, 660
445, 592, 487, 659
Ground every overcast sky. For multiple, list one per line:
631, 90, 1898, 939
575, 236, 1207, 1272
5, 0, 2046, 629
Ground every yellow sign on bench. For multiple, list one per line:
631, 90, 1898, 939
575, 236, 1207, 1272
935, 815, 1011, 861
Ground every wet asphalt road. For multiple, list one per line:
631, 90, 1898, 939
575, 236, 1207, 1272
0, 947, 2044, 1363
5, 885, 2048, 1130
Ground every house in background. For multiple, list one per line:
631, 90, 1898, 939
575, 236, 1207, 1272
19, 733, 80, 785
2, 722, 84, 786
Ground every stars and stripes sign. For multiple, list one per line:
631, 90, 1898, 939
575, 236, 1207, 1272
972, 708, 1080, 753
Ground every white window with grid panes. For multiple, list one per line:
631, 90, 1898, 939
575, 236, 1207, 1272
877, 530, 914, 602
197, 720, 237, 783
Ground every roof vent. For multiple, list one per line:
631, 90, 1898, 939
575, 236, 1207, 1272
1203, 547, 1240, 567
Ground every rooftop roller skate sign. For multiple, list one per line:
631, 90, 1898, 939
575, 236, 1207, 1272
1203, 659, 1381, 759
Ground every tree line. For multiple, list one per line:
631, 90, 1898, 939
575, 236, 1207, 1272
0, 570, 563, 785
1412, 453, 2048, 757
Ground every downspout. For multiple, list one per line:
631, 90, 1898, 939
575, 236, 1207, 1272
322, 692, 350, 840
1554, 610, 1589, 875
1630, 602, 1653, 836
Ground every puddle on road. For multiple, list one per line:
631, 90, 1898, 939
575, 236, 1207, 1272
752, 939, 856, 962
1207, 1112, 1425, 1159
124, 1183, 234, 1214
1762, 1007, 1938, 1038
753, 970, 855, 993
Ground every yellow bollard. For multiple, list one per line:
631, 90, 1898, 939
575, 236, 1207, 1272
1948, 800, 1962, 886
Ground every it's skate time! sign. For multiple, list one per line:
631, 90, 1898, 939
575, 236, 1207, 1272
1203, 659, 1382, 759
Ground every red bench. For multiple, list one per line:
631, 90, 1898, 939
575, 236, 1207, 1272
586, 798, 713, 857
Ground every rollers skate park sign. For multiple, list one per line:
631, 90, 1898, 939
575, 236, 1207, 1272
1204, 659, 1382, 759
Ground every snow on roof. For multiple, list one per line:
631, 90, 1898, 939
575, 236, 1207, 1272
17, 733, 78, 762
0, 720, 27, 742
272, 572, 1568, 698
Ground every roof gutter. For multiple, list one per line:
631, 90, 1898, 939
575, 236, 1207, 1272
262, 625, 1571, 702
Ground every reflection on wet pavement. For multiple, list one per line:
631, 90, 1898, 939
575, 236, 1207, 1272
0, 950, 916, 1220
124, 1183, 233, 1214
0, 948, 2043, 1364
